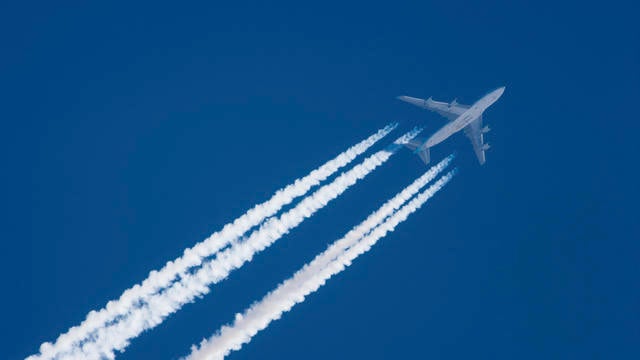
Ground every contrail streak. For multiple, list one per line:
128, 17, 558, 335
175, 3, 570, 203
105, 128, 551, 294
28, 124, 397, 360
48, 128, 422, 360
186, 169, 457, 360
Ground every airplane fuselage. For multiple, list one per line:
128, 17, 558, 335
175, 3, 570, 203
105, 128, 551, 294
424, 87, 504, 149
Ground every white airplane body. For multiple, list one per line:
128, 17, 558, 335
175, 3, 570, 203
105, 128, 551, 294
397, 87, 505, 165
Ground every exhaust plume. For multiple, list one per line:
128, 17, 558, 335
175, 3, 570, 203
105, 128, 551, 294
186, 169, 457, 359
46, 128, 420, 360
28, 125, 397, 360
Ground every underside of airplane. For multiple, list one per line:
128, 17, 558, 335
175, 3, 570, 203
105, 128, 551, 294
397, 87, 504, 165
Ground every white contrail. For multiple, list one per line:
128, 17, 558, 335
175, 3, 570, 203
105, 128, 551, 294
186, 169, 457, 360
28, 124, 397, 360
49, 128, 422, 360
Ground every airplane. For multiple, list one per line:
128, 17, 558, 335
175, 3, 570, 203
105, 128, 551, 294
397, 86, 505, 165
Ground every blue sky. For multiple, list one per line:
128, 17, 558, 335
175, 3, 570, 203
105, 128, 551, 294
2, 1, 638, 359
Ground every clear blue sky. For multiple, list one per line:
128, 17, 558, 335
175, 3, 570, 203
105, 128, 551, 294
2, 1, 638, 359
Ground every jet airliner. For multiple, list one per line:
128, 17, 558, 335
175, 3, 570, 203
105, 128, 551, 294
397, 86, 505, 165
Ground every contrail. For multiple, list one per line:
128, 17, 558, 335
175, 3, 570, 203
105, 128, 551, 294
28, 124, 397, 360
46, 128, 422, 360
186, 169, 457, 360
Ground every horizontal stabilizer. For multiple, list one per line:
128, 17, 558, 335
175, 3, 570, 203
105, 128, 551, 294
416, 147, 431, 165
402, 136, 430, 165
403, 136, 426, 151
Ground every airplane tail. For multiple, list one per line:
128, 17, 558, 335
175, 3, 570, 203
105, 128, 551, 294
403, 137, 431, 165
416, 147, 431, 165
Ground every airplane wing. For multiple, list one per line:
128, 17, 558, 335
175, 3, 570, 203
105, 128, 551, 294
403, 136, 431, 165
463, 115, 487, 165
397, 95, 469, 121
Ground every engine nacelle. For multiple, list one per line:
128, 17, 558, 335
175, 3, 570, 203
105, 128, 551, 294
482, 143, 491, 151
482, 125, 491, 133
